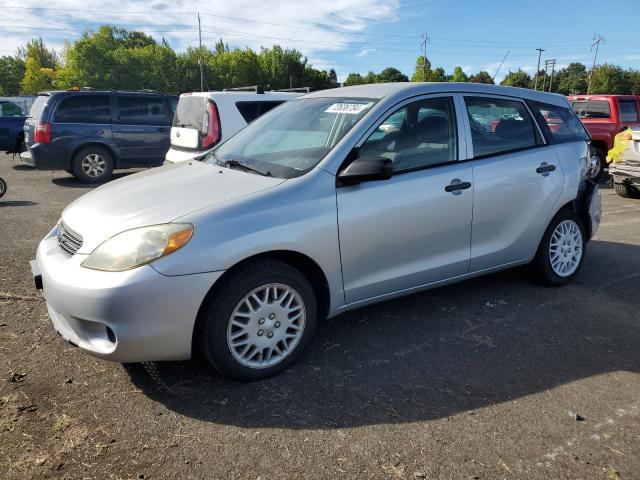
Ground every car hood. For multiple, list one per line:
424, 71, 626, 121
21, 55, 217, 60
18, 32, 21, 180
61, 162, 286, 254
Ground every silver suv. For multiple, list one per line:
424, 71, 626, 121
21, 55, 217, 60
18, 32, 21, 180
32, 83, 601, 381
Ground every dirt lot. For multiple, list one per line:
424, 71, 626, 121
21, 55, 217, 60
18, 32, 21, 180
1, 153, 639, 480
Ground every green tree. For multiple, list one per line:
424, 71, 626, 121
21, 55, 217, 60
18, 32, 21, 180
376, 67, 408, 83
500, 69, 532, 88
469, 70, 494, 84
0, 56, 25, 95
450, 66, 469, 82
344, 73, 365, 86
589, 64, 631, 94
553, 63, 587, 95
411, 55, 431, 82
430, 67, 447, 82
21, 57, 56, 94
17, 37, 58, 69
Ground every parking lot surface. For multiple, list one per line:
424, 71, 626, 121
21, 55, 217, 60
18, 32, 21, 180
1, 153, 639, 479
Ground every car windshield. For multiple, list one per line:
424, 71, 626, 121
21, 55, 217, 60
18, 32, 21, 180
211, 97, 376, 178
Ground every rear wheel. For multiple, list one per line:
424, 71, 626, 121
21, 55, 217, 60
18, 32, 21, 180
198, 259, 317, 381
533, 209, 586, 286
589, 148, 605, 182
71, 146, 114, 183
614, 181, 640, 199
0, 177, 6, 198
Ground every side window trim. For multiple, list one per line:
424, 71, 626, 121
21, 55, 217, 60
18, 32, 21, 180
461, 93, 547, 161
352, 93, 464, 176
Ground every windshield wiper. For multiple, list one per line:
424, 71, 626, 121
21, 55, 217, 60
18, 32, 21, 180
220, 158, 272, 176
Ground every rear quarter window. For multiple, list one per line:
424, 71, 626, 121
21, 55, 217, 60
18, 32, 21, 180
55, 95, 111, 123
235, 101, 285, 123
28, 95, 50, 120
117, 96, 168, 124
619, 100, 639, 122
528, 100, 590, 144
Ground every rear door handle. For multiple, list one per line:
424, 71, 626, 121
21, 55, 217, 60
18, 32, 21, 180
536, 162, 556, 174
445, 179, 472, 193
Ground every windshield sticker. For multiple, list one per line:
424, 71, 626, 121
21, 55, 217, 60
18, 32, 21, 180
325, 103, 368, 114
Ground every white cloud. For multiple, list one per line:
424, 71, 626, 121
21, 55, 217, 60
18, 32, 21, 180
1, 0, 400, 66
624, 54, 640, 61
357, 48, 378, 57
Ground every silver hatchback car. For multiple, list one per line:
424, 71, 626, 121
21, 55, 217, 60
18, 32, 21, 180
32, 83, 601, 381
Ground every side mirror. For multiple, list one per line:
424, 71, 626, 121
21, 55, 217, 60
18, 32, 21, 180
337, 153, 393, 185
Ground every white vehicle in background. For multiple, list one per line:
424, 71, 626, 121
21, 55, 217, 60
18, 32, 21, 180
165, 86, 304, 164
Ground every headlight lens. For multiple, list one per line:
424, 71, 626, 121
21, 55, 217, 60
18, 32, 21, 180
81, 223, 193, 271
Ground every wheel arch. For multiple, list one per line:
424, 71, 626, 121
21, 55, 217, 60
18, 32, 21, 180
191, 249, 331, 354
71, 142, 118, 168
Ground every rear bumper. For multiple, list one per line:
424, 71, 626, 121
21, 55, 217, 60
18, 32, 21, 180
164, 147, 212, 165
24, 143, 70, 170
34, 226, 224, 363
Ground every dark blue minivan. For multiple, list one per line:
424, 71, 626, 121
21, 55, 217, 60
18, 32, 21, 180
21, 90, 178, 182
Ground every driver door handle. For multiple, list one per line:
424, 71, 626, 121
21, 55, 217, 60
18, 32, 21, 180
536, 162, 556, 174
445, 179, 472, 193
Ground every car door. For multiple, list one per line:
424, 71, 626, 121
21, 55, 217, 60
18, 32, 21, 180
462, 95, 565, 272
112, 94, 171, 166
337, 94, 473, 304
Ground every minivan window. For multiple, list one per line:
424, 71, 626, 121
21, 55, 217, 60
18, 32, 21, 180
55, 95, 111, 123
213, 97, 376, 179
235, 101, 285, 123
528, 100, 590, 144
572, 100, 610, 119
359, 97, 457, 172
619, 100, 639, 122
117, 96, 168, 124
465, 96, 537, 158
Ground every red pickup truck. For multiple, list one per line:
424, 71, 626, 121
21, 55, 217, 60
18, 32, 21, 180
567, 95, 640, 180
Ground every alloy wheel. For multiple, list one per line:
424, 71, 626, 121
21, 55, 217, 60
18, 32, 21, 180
81, 153, 107, 178
226, 283, 306, 369
549, 219, 583, 277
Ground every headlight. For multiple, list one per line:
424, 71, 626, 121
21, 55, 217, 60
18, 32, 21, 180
81, 224, 193, 272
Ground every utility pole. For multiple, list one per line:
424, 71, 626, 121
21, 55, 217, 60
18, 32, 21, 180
547, 58, 556, 92
421, 32, 429, 82
534, 48, 545, 90
198, 13, 204, 91
492, 50, 509, 83
587, 34, 604, 95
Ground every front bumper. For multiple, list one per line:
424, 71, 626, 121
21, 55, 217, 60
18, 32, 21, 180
34, 226, 223, 362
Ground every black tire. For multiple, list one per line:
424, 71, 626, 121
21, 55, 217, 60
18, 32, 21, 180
0, 177, 6, 199
71, 146, 114, 183
614, 181, 640, 199
198, 259, 318, 381
532, 209, 586, 286
589, 148, 605, 182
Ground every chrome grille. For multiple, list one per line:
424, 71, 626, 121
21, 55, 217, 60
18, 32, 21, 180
57, 222, 83, 256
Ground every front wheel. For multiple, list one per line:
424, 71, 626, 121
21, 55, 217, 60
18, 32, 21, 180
198, 259, 317, 381
533, 209, 586, 286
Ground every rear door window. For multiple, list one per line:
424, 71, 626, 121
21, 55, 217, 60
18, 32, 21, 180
117, 96, 169, 124
464, 96, 538, 157
527, 100, 590, 144
55, 95, 111, 123
235, 101, 285, 123
619, 100, 639, 122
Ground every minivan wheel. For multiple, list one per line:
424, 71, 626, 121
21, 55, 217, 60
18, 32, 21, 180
72, 146, 114, 183
533, 209, 586, 286
198, 259, 317, 381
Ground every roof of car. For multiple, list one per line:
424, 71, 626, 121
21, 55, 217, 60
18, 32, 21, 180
38, 90, 176, 96
304, 82, 571, 108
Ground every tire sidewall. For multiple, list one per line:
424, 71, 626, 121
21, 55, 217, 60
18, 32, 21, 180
200, 262, 317, 381
537, 210, 586, 286
72, 146, 114, 183
0, 177, 6, 198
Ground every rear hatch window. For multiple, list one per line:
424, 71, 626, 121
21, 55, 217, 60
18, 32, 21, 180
171, 96, 220, 151
28, 95, 50, 121
572, 100, 610, 119
235, 101, 284, 123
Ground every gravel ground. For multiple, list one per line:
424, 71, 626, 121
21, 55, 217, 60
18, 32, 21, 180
1, 153, 639, 480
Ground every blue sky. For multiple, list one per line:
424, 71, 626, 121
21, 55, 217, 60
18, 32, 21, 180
2, 0, 639, 83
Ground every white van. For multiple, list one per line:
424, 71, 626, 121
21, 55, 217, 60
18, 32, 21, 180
165, 88, 303, 164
